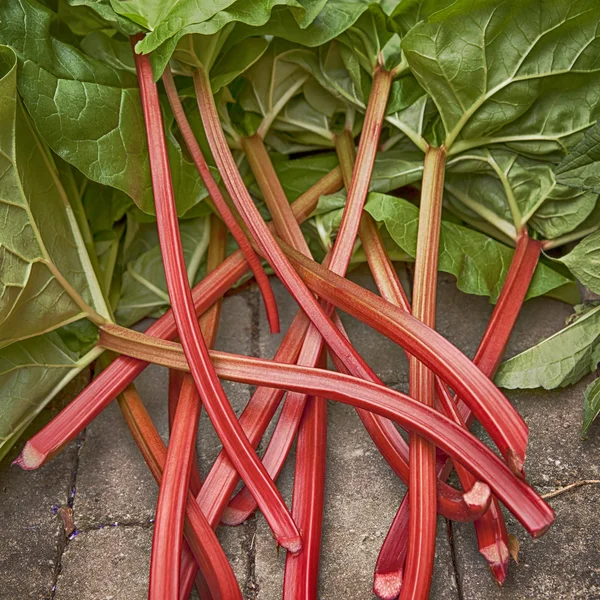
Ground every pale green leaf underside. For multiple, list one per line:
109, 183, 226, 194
0, 331, 102, 461
559, 230, 600, 293
0, 45, 109, 348
556, 121, 600, 194
582, 377, 600, 437
495, 305, 600, 390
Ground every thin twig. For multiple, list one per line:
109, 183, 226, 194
541, 480, 600, 500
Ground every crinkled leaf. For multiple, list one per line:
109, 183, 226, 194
495, 305, 600, 390
0, 0, 206, 216
402, 0, 600, 154
0, 45, 110, 348
364, 192, 573, 302
559, 231, 600, 293
581, 377, 600, 438
80, 31, 136, 73
556, 121, 600, 194
115, 217, 210, 326
0, 329, 101, 461
65, 0, 142, 35
139, 0, 308, 79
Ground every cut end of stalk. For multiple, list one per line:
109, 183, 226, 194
373, 570, 403, 600
13, 442, 46, 470
220, 505, 251, 527
464, 481, 492, 511
277, 535, 303, 555
480, 541, 510, 585
506, 448, 526, 478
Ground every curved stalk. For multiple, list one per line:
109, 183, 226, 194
132, 44, 299, 553
374, 231, 542, 596
162, 67, 280, 334
14, 165, 341, 473
116, 385, 242, 600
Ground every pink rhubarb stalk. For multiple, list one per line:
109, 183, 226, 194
283, 352, 328, 600
116, 385, 242, 600
132, 42, 300, 553
98, 334, 555, 538
162, 67, 279, 333
400, 145, 447, 600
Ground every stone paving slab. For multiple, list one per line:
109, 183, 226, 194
1, 270, 599, 599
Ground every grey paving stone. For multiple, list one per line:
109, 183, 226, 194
0, 379, 83, 600
72, 362, 167, 527
453, 485, 600, 599
54, 525, 152, 600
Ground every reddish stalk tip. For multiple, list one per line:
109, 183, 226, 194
220, 506, 249, 527
507, 449, 526, 478
480, 541, 510, 585
463, 481, 492, 511
278, 536, 303, 555
13, 443, 45, 470
373, 570, 403, 600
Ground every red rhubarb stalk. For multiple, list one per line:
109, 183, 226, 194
277, 240, 529, 471
374, 232, 542, 597
225, 68, 430, 528
132, 43, 300, 553
150, 376, 200, 600
97, 334, 555, 538
14, 167, 341, 472
116, 384, 242, 600
400, 144, 447, 600
162, 67, 279, 333
283, 352, 328, 600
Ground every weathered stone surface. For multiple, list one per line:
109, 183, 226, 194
0, 444, 76, 600
454, 486, 600, 599
54, 525, 152, 600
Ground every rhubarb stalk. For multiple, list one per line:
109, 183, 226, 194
116, 384, 242, 600
132, 43, 300, 553
162, 67, 279, 334
14, 166, 341, 473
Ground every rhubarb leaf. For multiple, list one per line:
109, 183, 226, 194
0, 329, 102, 461
0, 45, 111, 348
115, 216, 211, 326
445, 149, 598, 240
364, 193, 573, 303
558, 231, 600, 294
138, 0, 310, 79
64, 0, 143, 35
495, 305, 600, 390
556, 121, 600, 194
581, 377, 600, 438
0, 0, 207, 216
402, 0, 600, 154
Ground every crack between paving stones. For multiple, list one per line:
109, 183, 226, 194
446, 518, 466, 600
48, 429, 86, 599
243, 285, 262, 599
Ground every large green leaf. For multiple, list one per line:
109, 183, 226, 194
0, 0, 207, 216
0, 45, 110, 348
0, 329, 102, 461
65, 0, 142, 35
581, 377, 600, 438
364, 192, 573, 303
558, 231, 600, 294
402, 0, 600, 154
495, 304, 600, 390
555, 121, 600, 194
